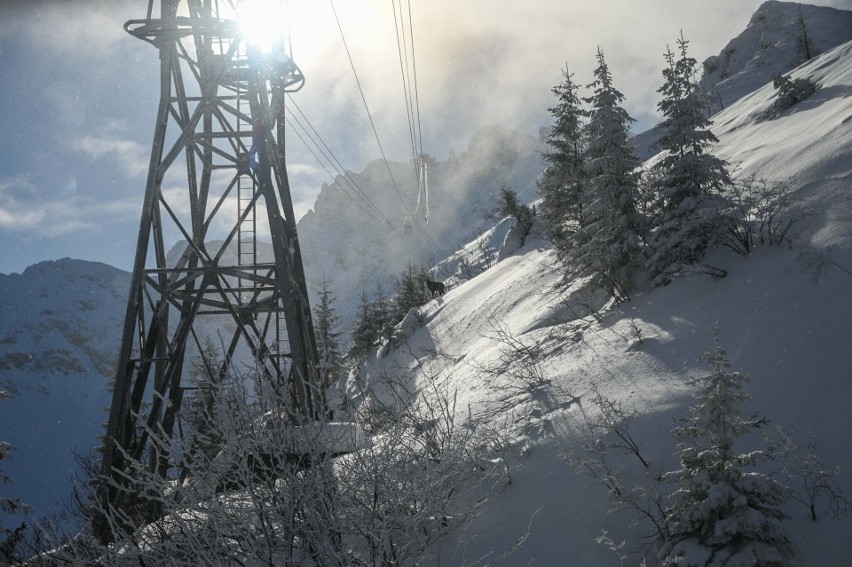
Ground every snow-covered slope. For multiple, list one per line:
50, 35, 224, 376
354, 40, 852, 565
699, 0, 852, 112
0, 259, 128, 530
297, 124, 545, 330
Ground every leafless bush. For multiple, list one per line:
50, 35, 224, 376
477, 236, 495, 271
563, 389, 667, 562
770, 425, 851, 521
459, 257, 477, 281
27, 352, 494, 566
723, 174, 807, 255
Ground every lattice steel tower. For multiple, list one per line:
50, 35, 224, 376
99, 0, 326, 524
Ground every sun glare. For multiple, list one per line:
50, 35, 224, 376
238, 0, 289, 53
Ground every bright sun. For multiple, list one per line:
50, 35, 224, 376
238, 0, 289, 53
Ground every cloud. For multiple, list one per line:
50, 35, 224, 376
76, 135, 149, 178
0, 174, 137, 238
2, 0, 137, 57
284, 0, 850, 159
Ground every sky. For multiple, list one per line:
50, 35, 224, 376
0, 0, 850, 275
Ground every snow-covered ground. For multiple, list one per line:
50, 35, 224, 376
354, 39, 852, 565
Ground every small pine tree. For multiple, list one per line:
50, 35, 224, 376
540, 66, 587, 247
660, 334, 792, 566
394, 263, 430, 322
314, 279, 343, 389
498, 185, 534, 245
571, 48, 643, 301
648, 34, 731, 281
764, 73, 817, 119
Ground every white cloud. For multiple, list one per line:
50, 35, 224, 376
76, 135, 149, 178
10, 1, 136, 57
0, 174, 138, 238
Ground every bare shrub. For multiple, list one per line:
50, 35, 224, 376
723, 174, 807, 255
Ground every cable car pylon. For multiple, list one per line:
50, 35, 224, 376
95, 0, 352, 541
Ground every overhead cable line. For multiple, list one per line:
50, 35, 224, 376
284, 112, 390, 226
284, 105, 396, 227
329, 0, 412, 216
391, 0, 420, 166
285, 95, 389, 223
406, 0, 425, 163
390, 0, 430, 226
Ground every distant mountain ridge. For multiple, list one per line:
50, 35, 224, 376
0, 259, 128, 531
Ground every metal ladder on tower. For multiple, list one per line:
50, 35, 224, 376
236, 58, 257, 307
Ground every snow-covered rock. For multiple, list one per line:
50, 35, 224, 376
631, 0, 852, 162
699, 0, 852, 112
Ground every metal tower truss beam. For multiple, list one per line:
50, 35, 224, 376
99, 0, 324, 525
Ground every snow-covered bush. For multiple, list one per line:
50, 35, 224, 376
770, 425, 851, 522
1, 389, 29, 564
762, 73, 817, 120
33, 359, 491, 566
566, 388, 668, 564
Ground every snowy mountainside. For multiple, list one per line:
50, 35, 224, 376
631, 0, 852, 161
297, 124, 544, 330
0, 259, 128, 530
699, 0, 852, 112
354, 41, 852, 565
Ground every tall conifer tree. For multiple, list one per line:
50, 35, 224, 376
540, 67, 587, 249
648, 34, 731, 281
314, 279, 343, 388
350, 290, 377, 358
395, 263, 430, 321
572, 48, 643, 301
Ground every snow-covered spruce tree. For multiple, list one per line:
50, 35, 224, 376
647, 35, 731, 283
539, 66, 587, 249
763, 73, 817, 119
349, 287, 394, 360
571, 48, 643, 302
394, 263, 431, 322
350, 290, 378, 359
660, 336, 792, 566
314, 279, 344, 389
